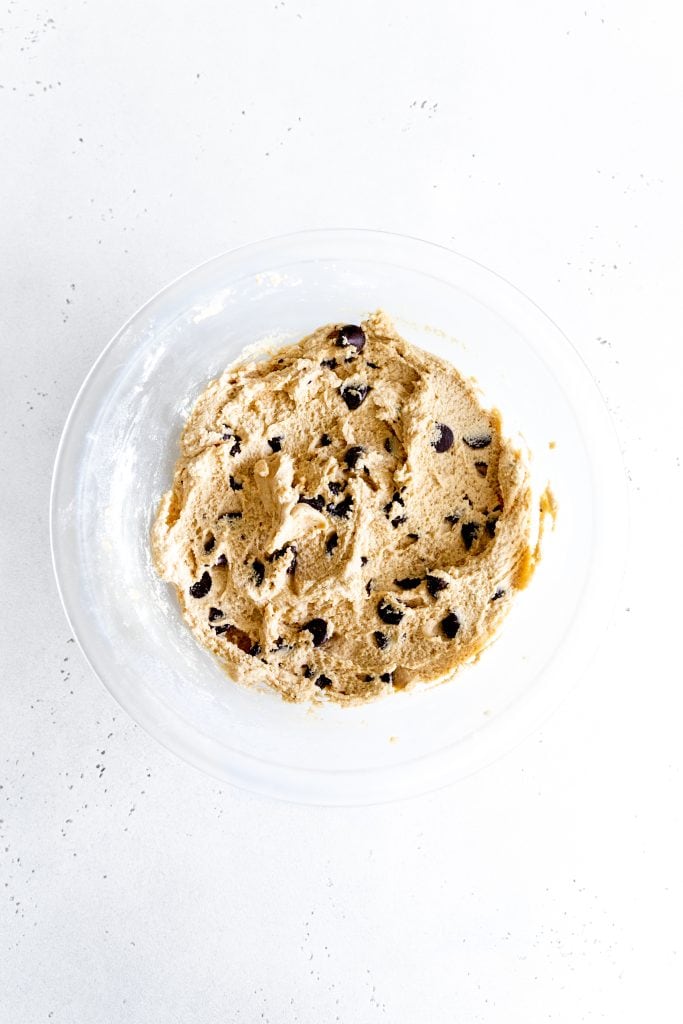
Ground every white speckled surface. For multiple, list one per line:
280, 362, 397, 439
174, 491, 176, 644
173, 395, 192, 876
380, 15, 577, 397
2, 2, 682, 1021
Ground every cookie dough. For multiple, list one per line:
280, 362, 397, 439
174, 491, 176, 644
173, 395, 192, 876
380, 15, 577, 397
152, 312, 539, 704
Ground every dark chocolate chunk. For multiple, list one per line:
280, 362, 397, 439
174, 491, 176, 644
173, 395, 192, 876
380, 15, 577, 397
268, 436, 283, 453
336, 324, 366, 352
298, 494, 325, 511
373, 630, 389, 650
214, 554, 228, 567
392, 491, 404, 506
395, 577, 421, 590
248, 642, 262, 656
382, 500, 393, 515
432, 423, 454, 453
327, 495, 354, 519
339, 382, 369, 411
315, 674, 333, 689
286, 545, 298, 575
344, 445, 365, 470
328, 481, 342, 495
441, 612, 461, 639
320, 433, 332, 447
302, 664, 313, 678
189, 571, 212, 599
363, 674, 375, 682
485, 515, 499, 538
445, 513, 461, 526
213, 623, 232, 635
377, 598, 404, 625
391, 515, 407, 529
474, 461, 488, 478
218, 511, 242, 521
407, 532, 419, 540
301, 618, 329, 647
463, 433, 492, 449
360, 556, 368, 566
380, 672, 393, 685
252, 559, 265, 586
208, 607, 224, 622
326, 532, 339, 555
229, 475, 243, 491
203, 535, 215, 553
366, 361, 379, 369
425, 575, 449, 599
229, 435, 242, 456
321, 357, 338, 370
461, 522, 480, 551
365, 579, 373, 596
491, 587, 505, 601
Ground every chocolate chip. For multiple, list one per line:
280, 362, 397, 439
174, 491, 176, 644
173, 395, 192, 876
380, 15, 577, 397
365, 580, 373, 596
327, 495, 354, 519
366, 361, 379, 369
189, 572, 212, 599
344, 445, 365, 470
461, 522, 480, 551
249, 642, 262, 656
380, 672, 393, 684
315, 674, 333, 689
391, 515, 407, 528
382, 500, 393, 515
432, 423, 454, 452
298, 494, 325, 511
441, 612, 460, 639
301, 618, 329, 646
319, 433, 332, 447
339, 382, 369, 410
363, 674, 375, 682
445, 513, 461, 525
373, 631, 389, 649
463, 433, 492, 449
377, 599, 404, 625
213, 623, 232, 635
321, 357, 338, 369
268, 436, 283, 453
474, 461, 488, 477
208, 607, 224, 622
214, 554, 228, 567
395, 577, 421, 590
203, 535, 215, 553
425, 575, 449, 599
252, 559, 265, 586
229, 475, 243, 491
407, 532, 419, 540
302, 664, 313, 678
336, 324, 366, 352
486, 515, 499, 538
360, 556, 368, 566
491, 587, 505, 601
218, 511, 242, 520
326, 532, 338, 555
229, 435, 242, 456
328, 481, 342, 495
392, 491, 404, 506
286, 545, 298, 575
383, 438, 393, 454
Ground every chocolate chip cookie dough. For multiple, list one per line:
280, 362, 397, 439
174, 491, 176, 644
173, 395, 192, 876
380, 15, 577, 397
152, 312, 542, 704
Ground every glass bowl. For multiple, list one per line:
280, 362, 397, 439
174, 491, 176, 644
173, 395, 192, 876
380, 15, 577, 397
50, 229, 626, 804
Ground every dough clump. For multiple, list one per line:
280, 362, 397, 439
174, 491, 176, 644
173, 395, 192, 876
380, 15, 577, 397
152, 312, 538, 704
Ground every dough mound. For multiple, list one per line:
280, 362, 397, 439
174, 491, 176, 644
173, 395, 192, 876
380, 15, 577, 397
152, 312, 537, 704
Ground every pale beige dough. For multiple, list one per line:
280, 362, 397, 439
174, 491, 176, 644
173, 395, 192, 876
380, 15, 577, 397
152, 312, 539, 704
